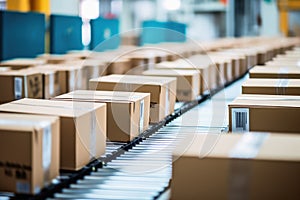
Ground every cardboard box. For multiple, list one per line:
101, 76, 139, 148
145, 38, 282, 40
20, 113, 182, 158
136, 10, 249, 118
37, 54, 81, 64
64, 59, 108, 88
54, 90, 150, 142
155, 58, 211, 94
0, 98, 106, 170
142, 69, 200, 101
19, 68, 63, 99
249, 66, 300, 79
0, 70, 43, 104
0, 58, 45, 70
107, 58, 132, 75
89, 74, 176, 123
242, 78, 300, 95
228, 94, 300, 133
172, 132, 300, 199
0, 67, 11, 72
211, 51, 247, 81
265, 61, 300, 67
0, 113, 59, 194
37, 64, 87, 92
126, 52, 156, 72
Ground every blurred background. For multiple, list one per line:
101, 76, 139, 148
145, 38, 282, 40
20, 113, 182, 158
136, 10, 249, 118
1, 0, 299, 50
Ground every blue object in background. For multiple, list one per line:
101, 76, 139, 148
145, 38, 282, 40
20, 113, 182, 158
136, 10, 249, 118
165, 21, 186, 42
90, 17, 120, 51
141, 20, 186, 45
0, 10, 45, 61
141, 20, 166, 45
50, 14, 83, 54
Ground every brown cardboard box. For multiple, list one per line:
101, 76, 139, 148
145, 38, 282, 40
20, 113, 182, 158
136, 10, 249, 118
0, 113, 59, 194
0, 98, 106, 170
172, 132, 300, 200
63, 59, 108, 88
142, 69, 200, 101
107, 58, 132, 75
207, 55, 230, 86
228, 94, 300, 133
0, 70, 43, 104
155, 58, 211, 94
37, 64, 87, 92
20, 68, 62, 99
0, 58, 45, 70
249, 66, 300, 79
33, 65, 67, 96
89, 74, 176, 123
265, 61, 300, 67
126, 52, 156, 72
0, 67, 11, 72
212, 51, 247, 80
242, 78, 300, 95
37, 54, 81, 64
54, 90, 150, 142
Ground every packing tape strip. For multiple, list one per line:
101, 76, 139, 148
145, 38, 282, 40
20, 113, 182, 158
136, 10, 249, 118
279, 67, 289, 74
228, 133, 269, 199
139, 99, 144, 133
49, 73, 55, 96
69, 71, 76, 91
165, 87, 169, 116
76, 69, 82, 90
229, 133, 269, 159
24, 76, 28, 98
43, 125, 52, 186
276, 79, 289, 95
90, 109, 96, 159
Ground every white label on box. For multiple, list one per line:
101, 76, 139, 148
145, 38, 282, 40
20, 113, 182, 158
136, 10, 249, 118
14, 77, 23, 99
69, 71, 75, 91
43, 125, 52, 185
231, 108, 249, 132
139, 100, 144, 133
49, 73, 55, 96
16, 181, 30, 194
165, 87, 169, 116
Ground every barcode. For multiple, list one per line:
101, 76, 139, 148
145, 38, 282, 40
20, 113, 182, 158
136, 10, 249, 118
14, 77, 22, 99
235, 112, 247, 130
231, 108, 249, 132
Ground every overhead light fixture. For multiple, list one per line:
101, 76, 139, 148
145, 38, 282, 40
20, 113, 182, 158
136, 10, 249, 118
163, 0, 181, 11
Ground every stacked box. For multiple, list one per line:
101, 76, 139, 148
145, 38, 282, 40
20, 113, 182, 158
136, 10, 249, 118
0, 113, 59, 194
54, 90, 150, 142
143, 69, 200, 101
0, 99, 107, 170
90, 74, 176, 123
228, 94, 300, 133
172, 132, 300, 199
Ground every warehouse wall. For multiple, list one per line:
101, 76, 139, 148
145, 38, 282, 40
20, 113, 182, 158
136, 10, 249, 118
261, 0, 280, 36
51, 0, 80, 16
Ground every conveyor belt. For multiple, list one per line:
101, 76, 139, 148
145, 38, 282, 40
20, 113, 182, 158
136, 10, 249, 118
3, 74, 247, 200
50, 76, 247, 200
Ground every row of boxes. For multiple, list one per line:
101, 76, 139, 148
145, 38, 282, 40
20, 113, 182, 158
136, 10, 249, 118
0, 36, 298, 196
229, 47, 300, 133
171, 39, 300, 199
